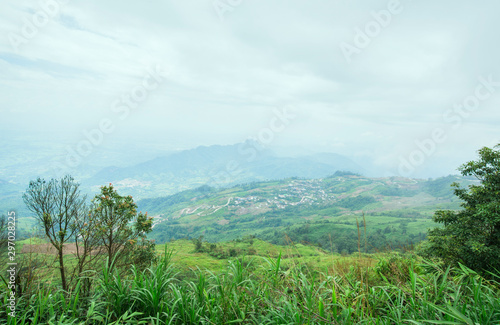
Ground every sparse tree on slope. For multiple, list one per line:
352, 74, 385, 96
23, 175, 86, 291
90, 184, 154, 272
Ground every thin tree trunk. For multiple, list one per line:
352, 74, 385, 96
58, 248, 67, 291
108, 228, 113, 270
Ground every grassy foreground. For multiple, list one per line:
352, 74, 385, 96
2, 240, 500, 324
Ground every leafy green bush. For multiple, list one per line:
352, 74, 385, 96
337, 195, 376, 210
424, 144, 500, 275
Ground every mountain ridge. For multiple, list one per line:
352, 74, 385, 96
83, 142, 365, 199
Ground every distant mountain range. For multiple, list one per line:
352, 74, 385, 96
82, 141, 366, 199
0, 141, 370, 223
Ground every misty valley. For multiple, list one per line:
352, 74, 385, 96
2, 142, 500, 324
3, 1, 500, 323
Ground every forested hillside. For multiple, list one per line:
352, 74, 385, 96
139, 173, 476, 253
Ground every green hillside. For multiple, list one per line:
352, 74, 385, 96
139, 173, 476, 253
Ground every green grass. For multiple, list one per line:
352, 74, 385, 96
15, 237, 47, 253
155, 239, 338, 274
2, 242, 500, 324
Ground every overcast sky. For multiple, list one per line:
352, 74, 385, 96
1, 0, 500, 178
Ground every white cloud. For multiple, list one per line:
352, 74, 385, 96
1, 0, 500, 178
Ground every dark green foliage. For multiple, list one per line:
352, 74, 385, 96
330, 170, 360, 177
424, 144, 500, 274
258, 220, 425, 254
336, 195, 376, 210
129, 237, 158, 267
192, 236, 204, 252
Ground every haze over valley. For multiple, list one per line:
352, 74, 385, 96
2, 2, 500, 324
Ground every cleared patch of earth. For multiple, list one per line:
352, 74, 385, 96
21, 243, 100, 255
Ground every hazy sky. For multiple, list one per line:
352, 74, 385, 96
1, 0, 500, 178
